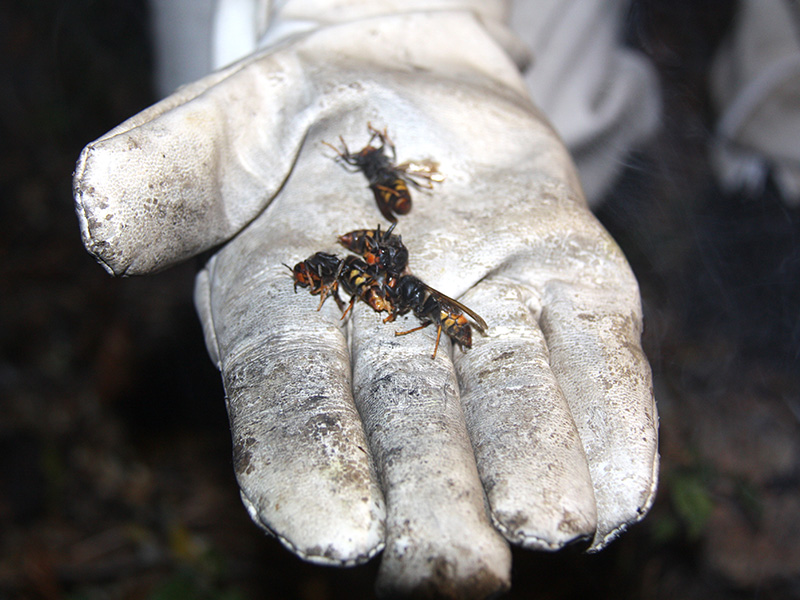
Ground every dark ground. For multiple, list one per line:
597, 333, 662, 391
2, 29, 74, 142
2, 1, 799, 599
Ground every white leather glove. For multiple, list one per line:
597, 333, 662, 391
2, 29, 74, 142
73, 8, 658, 598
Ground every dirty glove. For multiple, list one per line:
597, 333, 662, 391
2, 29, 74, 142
73, 7, 658, 598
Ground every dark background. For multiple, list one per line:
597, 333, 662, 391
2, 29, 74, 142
2, 1, 799, 598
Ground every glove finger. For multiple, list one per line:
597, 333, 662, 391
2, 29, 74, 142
195, 236, 385, 565
540, 280, 659, 550
453, 277, 598, 550
74, 47, 312, 276
348, 305, 511, 599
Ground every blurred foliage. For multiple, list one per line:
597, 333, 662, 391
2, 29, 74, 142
669, 468, 715, 541
148, 573, 246, 600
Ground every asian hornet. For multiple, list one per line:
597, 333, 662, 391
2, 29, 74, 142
391, 275, 487, 359
324, 123, 443, 222
337, 222, 408, 277
285, 251, 345, 311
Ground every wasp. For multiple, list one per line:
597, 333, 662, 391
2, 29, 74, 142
285, 251, 345, 311
288, 250, 398, 321
338, 222, 409, 277
323, 123, 443, 222
390, 275, 487, 359
338, 255, 396, 320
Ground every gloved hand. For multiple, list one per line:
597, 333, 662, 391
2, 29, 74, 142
73, 8, 658, 598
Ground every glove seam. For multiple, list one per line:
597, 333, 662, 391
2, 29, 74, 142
74, 145, 126, 276
204, 256, 223, 368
